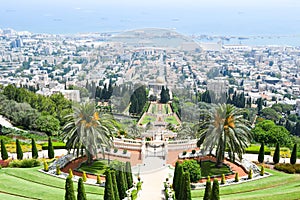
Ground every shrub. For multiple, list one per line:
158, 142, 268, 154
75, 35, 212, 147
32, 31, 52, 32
234, 172, 239, 182
182, 151, 187, 156
221, 174, 226, 185
260, 165, 265, 176
16, 139, 23, 160
48, 137, 55, 159
181, 159, 201, 183
248, 169, 253, 179
65, 176, 76, 200
137, 181, 142, 191
68, 168, 73, 178
82, 171, 87, 182
96, 174, 101, 184
211, 179, 220, 200
9, 159, 40, 168
258, 142, 265, 163
44, 161, 49, 172
290, 144, 297, 165
203, 177, 211, 200
114, 148, 118, 153
274, 163, 297, 174
31, 138, 38, 159
123, 149, 127, 154
192, 149, 196, 154
1, 139, 8, 160
131, 189, 138, 200
77, 178, 86, 200
56, 164, 61, 175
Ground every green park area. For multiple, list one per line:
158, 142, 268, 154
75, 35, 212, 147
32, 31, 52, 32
200, 161, 231, 177
77, 160, 108, 175
164, 115, 180, 125
0, 167, 104, 199
191, 169, 300, 200
141, 115, 156, 125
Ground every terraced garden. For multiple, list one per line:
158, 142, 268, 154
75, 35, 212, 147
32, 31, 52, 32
191, 169, 300, 200
0, 167, 104, 200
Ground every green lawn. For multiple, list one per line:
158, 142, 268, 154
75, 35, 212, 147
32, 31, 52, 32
0, 167, 104, 200
164, 116, 179, 125
192, 169, 300, 200
141, 115, 156, 125
78, 160, 108, 175
201, 161, 231, 177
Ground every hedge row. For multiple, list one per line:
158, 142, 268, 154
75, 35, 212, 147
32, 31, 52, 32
9, 159, 41, 168
42, 142, 66, 150
245, 145, 271, 155
274, 163, 300, 174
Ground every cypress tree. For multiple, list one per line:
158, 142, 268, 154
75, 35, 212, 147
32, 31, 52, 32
260, 165, 265, 176
48, 137, 55, 159
248, 169, 253, 179
221, 174, 226, 185
31, 138, 38, 159
178, 172, 191, 200
211, 179, 220, 200
1, 139, 8, 160
96, 174, 101, 184
290, 144, 297, 165
122, 166, 128, 191
65, 176, 76, 200
104, 170, 115, 200
125, 161, 133, 188
258, 142, 265, 163
175, 164, 184, 199
116, 169, 126, 199
16, 139, 23, 160
77, 178, 87, 200
111, 170, 120, 200
68, 168, 73, 178
44, 161, 49, 172
203, 177, 211, 200
172, 161, 179, 192
273, 143, 280, 164
234, 172, 239, 182
56, 164, 61, 175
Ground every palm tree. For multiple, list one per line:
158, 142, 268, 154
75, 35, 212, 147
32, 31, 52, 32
196, 104, 252, 167
62, 101, 116, 164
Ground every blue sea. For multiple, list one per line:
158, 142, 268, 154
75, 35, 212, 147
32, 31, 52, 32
1, 0, 300, 46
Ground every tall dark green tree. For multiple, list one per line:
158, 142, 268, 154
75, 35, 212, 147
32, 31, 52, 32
178, 172, 191, 200
273, 143, 280, 164
172, 161, 179, 192
1, 139, 8, 160
111, 170, 120, 200
258, 142, 265, 163
211, 179, 220, 200
65, 176, 76, 200
77, 178, 87, 200
125, 161, 133, 188
104, 171, 115, 200
203, 177, 212, 200
48, 137, 55, 159
16, 139, 23, 160
174, 164, 184, 199
290, 144, 297, 165
116, 168, 126, 199
31, 138, 38, 159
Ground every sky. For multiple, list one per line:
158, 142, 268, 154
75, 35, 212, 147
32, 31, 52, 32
0, 0, 300, 35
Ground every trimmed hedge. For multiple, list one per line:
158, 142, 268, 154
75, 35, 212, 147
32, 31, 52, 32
274, 163, 300, 174
9, 159, 40, 168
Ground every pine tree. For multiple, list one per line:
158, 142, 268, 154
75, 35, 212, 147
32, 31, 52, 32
48, 137, 55, 159
77, 178, 87, 200
273, 143, 280, 164
290, 144, 297, 164
178, 172, 191, 200
258, 142, 265, 163
125, 161, 133, 188
111, 170, 120, 200
211, 179, 220, 200
65, 176, 76, 200
31, 138, 38, 159
175, 164, 184, 199
1, 139, 8, 160
104, 170, 115, 200
203, 177, 211, 200
16, 139, 23, 160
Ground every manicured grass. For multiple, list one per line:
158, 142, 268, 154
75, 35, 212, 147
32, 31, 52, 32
141, 115, 156, 125
0, 167, 104, 199
78, 160, 108, 175
191, 169, 300, 200
42, 141, 66, 150
245, 144, 271, 155
200, 161, 231, 177
164, 116, 179, 125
